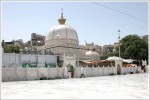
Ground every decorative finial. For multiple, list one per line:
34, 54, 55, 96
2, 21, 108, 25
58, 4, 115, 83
61, 8, 63, 19
58, 8, 66, 25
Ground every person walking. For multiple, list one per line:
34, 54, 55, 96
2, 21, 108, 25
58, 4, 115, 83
64, 66, 68, 79
80, 65, 85, 78
143, 65, 146, 73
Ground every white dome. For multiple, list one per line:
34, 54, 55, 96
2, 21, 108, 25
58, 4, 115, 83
45, 24, 78, 41
45, 11, 79, 48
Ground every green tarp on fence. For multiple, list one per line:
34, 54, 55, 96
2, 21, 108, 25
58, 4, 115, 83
22, 64, 37, 68
22, 63, 56, 68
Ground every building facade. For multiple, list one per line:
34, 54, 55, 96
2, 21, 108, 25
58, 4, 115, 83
30, 33, 45, 47
42, 10, 101, 58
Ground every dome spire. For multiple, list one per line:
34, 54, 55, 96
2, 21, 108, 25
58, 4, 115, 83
58, 8, 66, 25
61, 8, 63, 19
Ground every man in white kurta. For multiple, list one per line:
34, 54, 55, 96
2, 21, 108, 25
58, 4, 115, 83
64, 66, 68, 79
80, 65, 85, 78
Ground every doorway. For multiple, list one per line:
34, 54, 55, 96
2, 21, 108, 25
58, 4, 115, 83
117, 64, 121, 75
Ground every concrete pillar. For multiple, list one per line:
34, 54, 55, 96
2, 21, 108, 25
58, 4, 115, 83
107, 65, 110, 75
103, 65, 104, 76
98, 65, 100, 76
92, 65, 94, 77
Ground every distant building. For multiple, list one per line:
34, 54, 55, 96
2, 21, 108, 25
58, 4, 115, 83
30, 33, 45, 47
83, 42, 102, 56
2, 39, 24, 47
113, 42, 119, 53
2, 40, 13, 47
20, 33, 45, 54
102, 44, 114, 56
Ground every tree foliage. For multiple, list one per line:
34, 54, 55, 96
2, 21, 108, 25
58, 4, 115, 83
4, 45, 21, 53
120, 35, 148, 60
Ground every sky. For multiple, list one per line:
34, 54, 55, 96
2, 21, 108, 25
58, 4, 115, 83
1, 1, 148, 46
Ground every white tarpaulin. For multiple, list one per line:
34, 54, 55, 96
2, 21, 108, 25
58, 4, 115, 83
106, 56, 134, 63
106, 56, 122, 61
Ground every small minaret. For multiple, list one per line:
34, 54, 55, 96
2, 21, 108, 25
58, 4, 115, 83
58, 8, 66, 24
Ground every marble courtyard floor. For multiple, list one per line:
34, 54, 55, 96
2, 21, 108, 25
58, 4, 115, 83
1, 73, 149, 99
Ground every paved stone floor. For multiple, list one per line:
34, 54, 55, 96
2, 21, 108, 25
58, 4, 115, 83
1, 73, 149, 99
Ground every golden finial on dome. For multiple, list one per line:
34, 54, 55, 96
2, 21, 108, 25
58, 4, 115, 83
58, 8, 66, 24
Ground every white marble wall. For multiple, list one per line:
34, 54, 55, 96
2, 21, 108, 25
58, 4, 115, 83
2, 53, 57, 67
2, 66, 141, 82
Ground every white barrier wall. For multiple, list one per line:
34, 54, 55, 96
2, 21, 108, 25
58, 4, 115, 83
16, 68, 27, 81
48, 68, 58, 79
21, 54, 30, 64
58, 68, 64, 78
2, 66, 141, 82
122, 66, 142, 74
2, 67, 17, 81
29, 55, 36, 64
38, 68, 49, 79
74, 67, 81, 78
85, 67, 93, 77
93, 67, 99, 77
99, 67, 104, 76
45, 55, 57, 64
27, 68, 38, 80
2, 53, 57, 67
103, 67, 109, 76
37, 55, 45, 67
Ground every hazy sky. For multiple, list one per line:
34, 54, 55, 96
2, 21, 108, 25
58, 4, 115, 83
1, 1, 148, 46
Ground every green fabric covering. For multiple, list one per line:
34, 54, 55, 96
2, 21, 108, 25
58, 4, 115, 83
22, 63, 31, 68
70, 66, 74, 72
22, 64, 37, 68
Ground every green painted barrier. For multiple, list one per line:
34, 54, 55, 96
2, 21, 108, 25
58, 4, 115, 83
22, 64, 37, 68
31, 64, 37, 68
22, 63, 31, 68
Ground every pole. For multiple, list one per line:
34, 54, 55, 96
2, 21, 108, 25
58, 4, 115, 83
118, 30, 121, 58
119, 43, 120, 58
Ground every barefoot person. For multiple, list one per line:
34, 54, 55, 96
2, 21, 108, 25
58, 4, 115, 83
64, 66, 68, 79
80, 65, 85, 78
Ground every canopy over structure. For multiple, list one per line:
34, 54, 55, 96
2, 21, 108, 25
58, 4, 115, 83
106, 56, 135, 63
123, 59, 133, 63
106, 56, 122, 61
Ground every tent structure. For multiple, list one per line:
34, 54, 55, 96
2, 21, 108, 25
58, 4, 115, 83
83, 59, 111, 66
106, 56, 135, 63
123, 59, 133, 63
106, 56, 122, 61
82, 56, 136, 67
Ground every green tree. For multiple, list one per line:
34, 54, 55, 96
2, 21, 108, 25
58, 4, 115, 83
4, 45, 21, 53
120, 35, 148, 60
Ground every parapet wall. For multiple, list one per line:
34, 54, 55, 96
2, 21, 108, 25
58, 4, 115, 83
2, 66, 142, 82
2, 53, 57, 67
